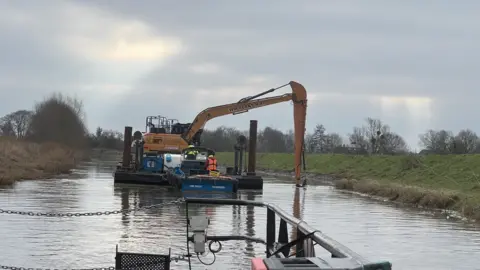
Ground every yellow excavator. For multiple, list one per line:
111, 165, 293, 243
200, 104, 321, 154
139, 81, 307, 186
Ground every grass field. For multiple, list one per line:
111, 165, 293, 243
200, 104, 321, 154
0, 137, 83, 185
216, 152, 480, 221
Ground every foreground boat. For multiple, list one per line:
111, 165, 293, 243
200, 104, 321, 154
115, 197, 393, 270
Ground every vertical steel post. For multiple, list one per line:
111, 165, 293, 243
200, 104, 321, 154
266, 209, 276, 257
247, 120, 258, 174
122, 126, 132, 169
234, 148, 239, 175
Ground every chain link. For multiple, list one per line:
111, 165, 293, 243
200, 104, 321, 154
171, 254, 191, 262
0, 255, 190, 270
0, 198, 185, 217
0, 198, 189, 268
0, 265, 115, 270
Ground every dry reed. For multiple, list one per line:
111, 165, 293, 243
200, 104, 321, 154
0, 136, 81, 185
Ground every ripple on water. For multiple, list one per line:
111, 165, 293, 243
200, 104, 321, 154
0, 164, 480, 270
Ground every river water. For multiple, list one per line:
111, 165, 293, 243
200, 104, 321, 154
1, 159, 480, 270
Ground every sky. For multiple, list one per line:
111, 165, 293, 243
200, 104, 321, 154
0, 0, 479, 149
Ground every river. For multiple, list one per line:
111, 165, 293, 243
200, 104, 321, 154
1, 159, 480, 270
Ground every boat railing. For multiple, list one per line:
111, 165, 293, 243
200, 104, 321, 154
185, 197, 392, 269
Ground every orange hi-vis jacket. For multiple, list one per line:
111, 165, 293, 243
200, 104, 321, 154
207, 157, 217, 171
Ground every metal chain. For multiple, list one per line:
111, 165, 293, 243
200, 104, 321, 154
0, 198, 185, 217
171, 254, 191, 262
0, 255, 190, 270
0, 265, 115, 270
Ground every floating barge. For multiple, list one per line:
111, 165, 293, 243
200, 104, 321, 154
115, 197, 392, 270
114, 120, 264, 191
113, 126, 243, 192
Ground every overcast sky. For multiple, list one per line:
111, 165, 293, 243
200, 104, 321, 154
0, 0, 478, 149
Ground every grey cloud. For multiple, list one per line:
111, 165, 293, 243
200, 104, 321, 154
1, 0, 480, 148
87, 0, 480, 96
83, 0, 480, 144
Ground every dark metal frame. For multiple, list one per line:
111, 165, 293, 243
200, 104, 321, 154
185, 198, 392, 269
115, 245, 171, 270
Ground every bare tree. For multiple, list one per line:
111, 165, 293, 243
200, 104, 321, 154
380, 132, 408, 154
348, 126, 368, 150
0, 118, 15, 136
27, 93, 88, 149
419, 129, 453, 154
258, 127, 287, 153
283, 129, 294, 152
311, 124, 327, 153
49, 93, 86, 121
454, 129, 477, 153
325, 133, 343, 152
2, 110, 34, 138
304, 133, 316, 153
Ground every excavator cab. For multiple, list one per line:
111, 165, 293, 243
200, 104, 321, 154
171, 123, 191, 135
180, 146, 215, 177
145, 116, 178, 134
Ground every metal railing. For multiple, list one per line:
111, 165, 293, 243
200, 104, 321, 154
185, 198, 392, 269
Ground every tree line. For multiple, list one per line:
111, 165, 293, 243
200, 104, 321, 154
0, 94, 124, 150
2, 97, 478, 155
200, 117, 480, 155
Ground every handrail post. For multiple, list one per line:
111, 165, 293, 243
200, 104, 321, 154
266, 208, 276, 257
296, 229, 305, 257
278, 219, 289, 257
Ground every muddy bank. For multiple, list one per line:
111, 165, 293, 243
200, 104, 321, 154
0, 138, 85, 185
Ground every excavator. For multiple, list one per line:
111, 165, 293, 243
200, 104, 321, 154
139, 81, 307, 186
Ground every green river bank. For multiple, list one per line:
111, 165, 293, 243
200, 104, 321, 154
216, 152, 480, 221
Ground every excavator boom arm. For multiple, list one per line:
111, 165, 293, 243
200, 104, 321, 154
182, 81, 307, 186
182, 95, 293, 142
291, 81, 307, 186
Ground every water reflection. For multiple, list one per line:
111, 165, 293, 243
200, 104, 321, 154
112, 185, 264, 269
244, 192, 256, 258
1, 162, 480, 270
289, 187, 306, 253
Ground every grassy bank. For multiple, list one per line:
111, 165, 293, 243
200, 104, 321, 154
0, 137, 84, 185
216, 152, 480, 221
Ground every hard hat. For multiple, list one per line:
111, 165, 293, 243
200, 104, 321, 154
188, 145, 194, 148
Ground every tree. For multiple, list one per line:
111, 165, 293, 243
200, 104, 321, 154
4, 110, 34, 138
348, 127, 368, 151
454, 129, 477, 153
0, 118, 15, 137
419, 129, 453, 154
201, 126, 244, 151
284, 129, 294, 153
27, 93, 88, 149
325, 133, 344, 152
96, 127, 103, 138
258, 127, 287, 153
348, 117, 406, 154
380, 132, 408, 154
311, 124, 327, 153
304, 133, 316, 153
0, 110, 34, 138
363, 117, 391, 153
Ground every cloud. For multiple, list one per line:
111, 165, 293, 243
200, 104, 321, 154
1, 0, 480, 148
0, 0, 182, 128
